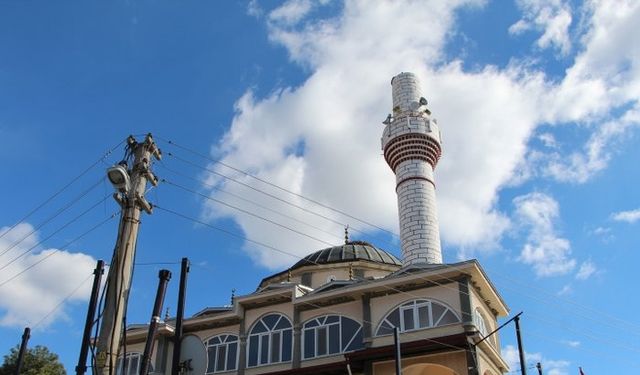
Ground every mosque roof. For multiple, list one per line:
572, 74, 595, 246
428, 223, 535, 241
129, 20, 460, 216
290, 241, 401, 270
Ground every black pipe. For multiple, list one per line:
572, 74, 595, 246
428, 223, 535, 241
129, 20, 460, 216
76, 260, 105, 375
140, 269, 171, 375
393, 327, 402, 375
536, 362, 543, 375
171, 258, 189, 375
15, 327, 30, 375
514, 315, 527, 375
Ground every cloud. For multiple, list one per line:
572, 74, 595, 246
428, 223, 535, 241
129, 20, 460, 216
201, 0, 640, 270
575, 260, 597, 280
502, 345, 570, 375
510, 0, 573, 55
543, 106, 640, 183
611, 208, 640, 223
513, 192, 576, 277
0, 223, 97, 328
563, 340, 581, 348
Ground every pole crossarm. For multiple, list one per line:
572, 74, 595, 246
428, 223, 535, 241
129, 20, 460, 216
473, 311, 523, 347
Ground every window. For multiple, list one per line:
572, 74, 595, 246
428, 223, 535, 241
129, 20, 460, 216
376, 299, 460, 336
247, 313, 292, 367
302, 315, 363, 359
473, 309, 494, 345
205, 334, 238, 373
116, 352, 149, 375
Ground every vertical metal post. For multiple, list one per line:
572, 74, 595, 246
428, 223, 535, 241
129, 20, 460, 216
15, 327, 31, 375
76, 260, 105, 375
140, 269, 172, 375
536, 362, 542, 375
171, 258, 189, 375
393, 327, 402, 375
96, 134, 161, 375
514, 315, 527, 375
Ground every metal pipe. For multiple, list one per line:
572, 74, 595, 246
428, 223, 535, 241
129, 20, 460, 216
15, 327, 31, 375
140, 269, 172, 375
171, 258, 189, 375
76, 260, 105, 375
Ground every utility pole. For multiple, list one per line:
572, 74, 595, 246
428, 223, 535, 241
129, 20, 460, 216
514, 314, 527, 375
95, 134, 160, 375
393, 327, 402, 375
536, 362, 543, 375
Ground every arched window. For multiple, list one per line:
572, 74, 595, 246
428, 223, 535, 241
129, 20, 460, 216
205, 334, 238, 373
473, 309, 488, 336
376, 299, 460, 336
247, 313, 292, 367
116, 352, 149, 375
302, 315, 363, 359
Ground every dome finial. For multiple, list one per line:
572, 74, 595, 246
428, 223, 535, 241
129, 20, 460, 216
344, 225, 349, 244
230, 288, 236, 305
287, 269, 292, 282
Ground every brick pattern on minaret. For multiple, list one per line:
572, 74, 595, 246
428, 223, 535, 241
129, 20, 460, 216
382, 72, 443, 265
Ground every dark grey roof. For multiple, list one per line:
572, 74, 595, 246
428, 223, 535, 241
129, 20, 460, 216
290, 241, 401, 270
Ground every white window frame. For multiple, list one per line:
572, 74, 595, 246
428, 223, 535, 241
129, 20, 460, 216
376, 299, 461, 336
247, 314, 292, 367
205, 334, 239, 374
302, 315, 362, 360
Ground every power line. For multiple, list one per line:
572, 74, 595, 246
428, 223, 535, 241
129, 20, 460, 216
158, 138, 399, 238
0, 195, 112, 272
0, 177, 105, 258
157, 162, 344, 242
0, 139, 124, 241
31, 273, 94, 329
162, 178, 336, 247
0, 212, 117, 289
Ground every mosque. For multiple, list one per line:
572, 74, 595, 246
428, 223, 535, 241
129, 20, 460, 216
119, 73, 510, 375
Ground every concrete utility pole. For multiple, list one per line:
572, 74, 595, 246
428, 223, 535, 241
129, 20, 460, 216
95, 134, 160, 375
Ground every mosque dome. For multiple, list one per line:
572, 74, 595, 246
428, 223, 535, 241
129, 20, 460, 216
290, 241, 401, 270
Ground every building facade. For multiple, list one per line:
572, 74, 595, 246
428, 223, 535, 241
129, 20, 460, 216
118, 73, 510, 375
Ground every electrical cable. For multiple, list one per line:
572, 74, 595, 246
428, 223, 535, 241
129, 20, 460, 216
157, 162, 344, 242
0, 177, 104, 258
162, 178, 336, 247
0, 195, 113, 273
0, 139, 124, 240
164, 151, 381, 241
0, 212, 117, 288
158, 138, 399, 239
31, 272, 94, 329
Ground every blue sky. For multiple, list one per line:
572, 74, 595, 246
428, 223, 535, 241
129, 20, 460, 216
1, 0, 639, 374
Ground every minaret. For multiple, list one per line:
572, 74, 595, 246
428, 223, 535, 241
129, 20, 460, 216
382, 72, 443, 265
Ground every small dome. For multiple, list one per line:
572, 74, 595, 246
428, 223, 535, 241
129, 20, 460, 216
291, 241, 401, 270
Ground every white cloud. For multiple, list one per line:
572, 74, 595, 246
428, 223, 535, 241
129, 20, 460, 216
0, 223, 97, 328
564, 339, 581, 348
611, 208, 640, 223
268, 0, 315, 26
544, 106, 640, 183
510, 0, 573, 55
575, 260, 597, 280
502, 345, 570, 375
514, 192, 576, 277
557, 284, 572, 296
